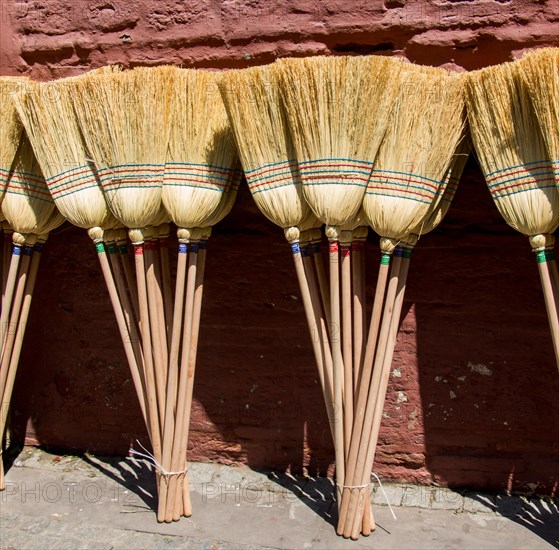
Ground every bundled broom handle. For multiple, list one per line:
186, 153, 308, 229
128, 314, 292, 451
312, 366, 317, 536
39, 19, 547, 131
158, 239, 188, 523
166, 242, 198, 522
129, 234, 162, 459
337, 248, 401, 536
297, 240, 335, 433
348, 246, 412, 539
326, 229, 345, 506
177, 239, 208, 519
145, 236, 167, 426
0, 239, 43, 490
0, 241, 23, 351
0, 243, 33, 393
93, 237, 148, 427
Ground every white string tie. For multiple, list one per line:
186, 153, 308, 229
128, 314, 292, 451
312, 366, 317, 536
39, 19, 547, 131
127, 440, 187, 479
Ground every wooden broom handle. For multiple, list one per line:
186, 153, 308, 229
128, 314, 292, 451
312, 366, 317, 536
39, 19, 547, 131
179, 241, 208, 519
159, 237, 174, 348
536, 251, 559, 372
0, 243, 42, 491
1, 231, 12, 306
338, 251, 402, 537
0, 245, 22, 352
312, 241, 332, 329
118, 244, 140, 325
96, 242, 148, 427
165, 245, 198, 522
145, 241, 167, 427
349, 248, 411, 539
299, 244, 335, 438
341, 244, 353, 461
158, 242, 188, 523
131, 242, 162, 458
336, 251, 393, 535
352, 241, 366, 392
107, 249, 144, 381
0, 246, 31, 397
328, 237, 345, 507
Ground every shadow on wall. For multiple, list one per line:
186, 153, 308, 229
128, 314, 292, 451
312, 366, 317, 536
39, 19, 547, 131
403, 158, 559, 496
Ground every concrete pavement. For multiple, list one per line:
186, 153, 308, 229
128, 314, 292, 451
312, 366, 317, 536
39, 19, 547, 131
1, 447, 558, 549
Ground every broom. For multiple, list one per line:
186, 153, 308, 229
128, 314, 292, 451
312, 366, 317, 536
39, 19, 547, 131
13, 75, 149, 433
466, 60, 559, 370
0, 135, 64, 489
0, 77, 26, 315
162, 68, 240, 522
73, 68, 177, 513
340, 68, 466, 538
219, 63, 339, 437
518, 48, 559, 294
278, 54, 404, 509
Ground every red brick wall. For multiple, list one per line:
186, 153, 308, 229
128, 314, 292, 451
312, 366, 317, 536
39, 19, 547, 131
3, 0, 559, 495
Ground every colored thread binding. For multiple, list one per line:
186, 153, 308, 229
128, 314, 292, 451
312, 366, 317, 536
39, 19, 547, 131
178, 242, 188, 254
291, 242, 301, 255
536, 249, 555, 263
95, 242, 105, 254
380, 253, 391, 265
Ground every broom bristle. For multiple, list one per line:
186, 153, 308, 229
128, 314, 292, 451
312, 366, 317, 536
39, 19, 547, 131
466, 60, 558, 237
0, 77, 27, 201
518, 48, 559, 164
73, 66, 174, 229
164, 69, 239, 230
278, 55, 404, 228
416, 131, 471, 236
12, 73, 116, 230
1, 133, 57, 236
199, 160, 243, 230
364, 68, 466, 244
219, 64, 313, 232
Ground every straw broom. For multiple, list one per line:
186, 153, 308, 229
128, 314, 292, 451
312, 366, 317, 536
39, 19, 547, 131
161, 68, 239, 522
278, 55, 404, 509
174, 160, 242, 517
72, 68, 176, 486
0, 135, 64, 489
340, 68, 466, 538
0, 77, 26, 314
466, 60, 559, 371
518, 48, 559, 293
12, 75, 149, 434
219, 61, 339, 419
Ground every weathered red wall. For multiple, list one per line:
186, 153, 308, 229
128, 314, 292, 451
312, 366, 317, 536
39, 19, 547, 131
3, 0, 559, 495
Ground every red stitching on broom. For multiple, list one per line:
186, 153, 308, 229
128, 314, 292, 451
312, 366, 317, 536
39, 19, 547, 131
369, 173, 439, 191
491, 177, 557, 195
50, 177, 98, 196
486, 163, 553, 183
48, 168, 93, 185
329, 242, 339, 253
367, 186, 435, 201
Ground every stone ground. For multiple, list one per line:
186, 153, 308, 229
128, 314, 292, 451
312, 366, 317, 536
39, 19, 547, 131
1, 447, 558, 549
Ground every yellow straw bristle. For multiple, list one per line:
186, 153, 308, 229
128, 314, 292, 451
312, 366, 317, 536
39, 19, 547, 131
277, 55, 404, 228
72, 66, 174, 229
415, 131, 471, 237
12, 74, 116, 230
364, 68, 466, 247
219, 64, 315, 234
517, 48, 559, 165
1, 133, 58, 236
164, 69, 239, 231
466, 60, 559, 238
0, 77, 27, 200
